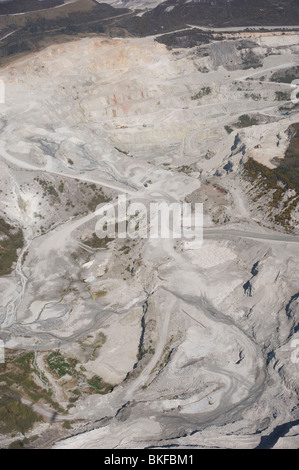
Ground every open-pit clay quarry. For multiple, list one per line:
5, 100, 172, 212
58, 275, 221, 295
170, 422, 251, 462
0, 2, 299, 449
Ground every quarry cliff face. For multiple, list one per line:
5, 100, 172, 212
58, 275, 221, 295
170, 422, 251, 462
0, 9, 299, 450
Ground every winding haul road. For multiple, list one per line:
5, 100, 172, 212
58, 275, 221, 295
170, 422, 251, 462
1, 129, 299, 331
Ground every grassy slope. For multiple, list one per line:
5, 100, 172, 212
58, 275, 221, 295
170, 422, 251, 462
0, 218, 24, 276
244, 124, 299, 193
278, 123, 299, 189
244, 123, 299, 230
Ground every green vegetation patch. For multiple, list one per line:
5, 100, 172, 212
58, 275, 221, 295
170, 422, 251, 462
119, 244, 131, 255
191, 86, 212, 101
155, 30, 217, 49
0, 388, 41, 435
137, 346, 155, 361
270, 66, 299, 84
58, 181, 65, 193
244, 148, 299, 230
89, 289, 107, 300
0, 350, 65, 435
87, 375, 113, 395
3, 352, 60, 409
233, 114, 258, 128
224, 125, 234, 134
277, 123, 299, 191
7, 437, 35, 449
244, 157, 298, 194
177, 164, 192, 174
46, 351, 77, 378
275, 91, 290, 102
0, 218, 24, 276
87, 190, 110, 212
84, 234, 113, 249
62, 421, 72, 430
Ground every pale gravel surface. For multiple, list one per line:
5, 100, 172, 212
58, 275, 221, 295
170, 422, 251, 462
0, 30, 298, 449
